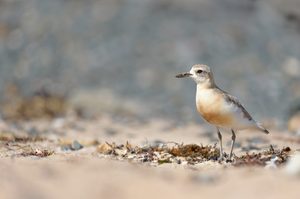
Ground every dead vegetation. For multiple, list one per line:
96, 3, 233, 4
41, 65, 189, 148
20, 148, 54, 158
0, 133, 293, 166
234, 145, 291, 167
168, 144, 220, 159
96, 142, 291, 167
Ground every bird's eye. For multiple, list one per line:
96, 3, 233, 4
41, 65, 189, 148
196, 70, 203, 74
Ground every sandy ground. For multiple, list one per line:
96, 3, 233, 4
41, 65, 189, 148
0, 115, 300, 199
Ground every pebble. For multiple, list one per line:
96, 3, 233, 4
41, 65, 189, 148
265, 156, 279, 169
97, 143, 113, 154
71, 140, 83, 151
127, 154, 136, 159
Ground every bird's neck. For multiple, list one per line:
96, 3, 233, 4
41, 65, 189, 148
196, 83, 214, 101
196, 81, 216, 90
196, 80, 219, 105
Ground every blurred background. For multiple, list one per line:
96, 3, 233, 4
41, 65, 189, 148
0, 0, 300, 128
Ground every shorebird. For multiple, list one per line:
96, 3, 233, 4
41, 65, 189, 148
176, 64, 269, 160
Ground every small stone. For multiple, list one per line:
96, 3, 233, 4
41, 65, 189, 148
97, 143, 113, 154
127, 154, 136, 159
265, 156, 279, 169
153, 151, 161, 159
71, 140, 83, 151
115, 148, 127, 156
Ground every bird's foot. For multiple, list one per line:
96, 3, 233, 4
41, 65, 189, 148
225, 154, 235, 163
218, 154, 224, 162
218, 153, 235, 163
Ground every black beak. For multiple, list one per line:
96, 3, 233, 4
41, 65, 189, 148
175, 72, 192, 78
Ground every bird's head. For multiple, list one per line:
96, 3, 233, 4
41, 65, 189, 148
176, 64, 215, 88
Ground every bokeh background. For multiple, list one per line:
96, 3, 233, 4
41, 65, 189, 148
1, 0, 300, 127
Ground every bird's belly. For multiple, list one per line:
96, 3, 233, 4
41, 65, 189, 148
196, 89, 256, 130
196, 96, 234, 127
199, 108, 234, 127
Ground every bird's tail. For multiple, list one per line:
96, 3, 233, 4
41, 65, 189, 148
256, 122, 270, 134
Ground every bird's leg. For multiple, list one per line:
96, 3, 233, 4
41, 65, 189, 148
229, 129, 236, 160
217, 128, 223, 160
